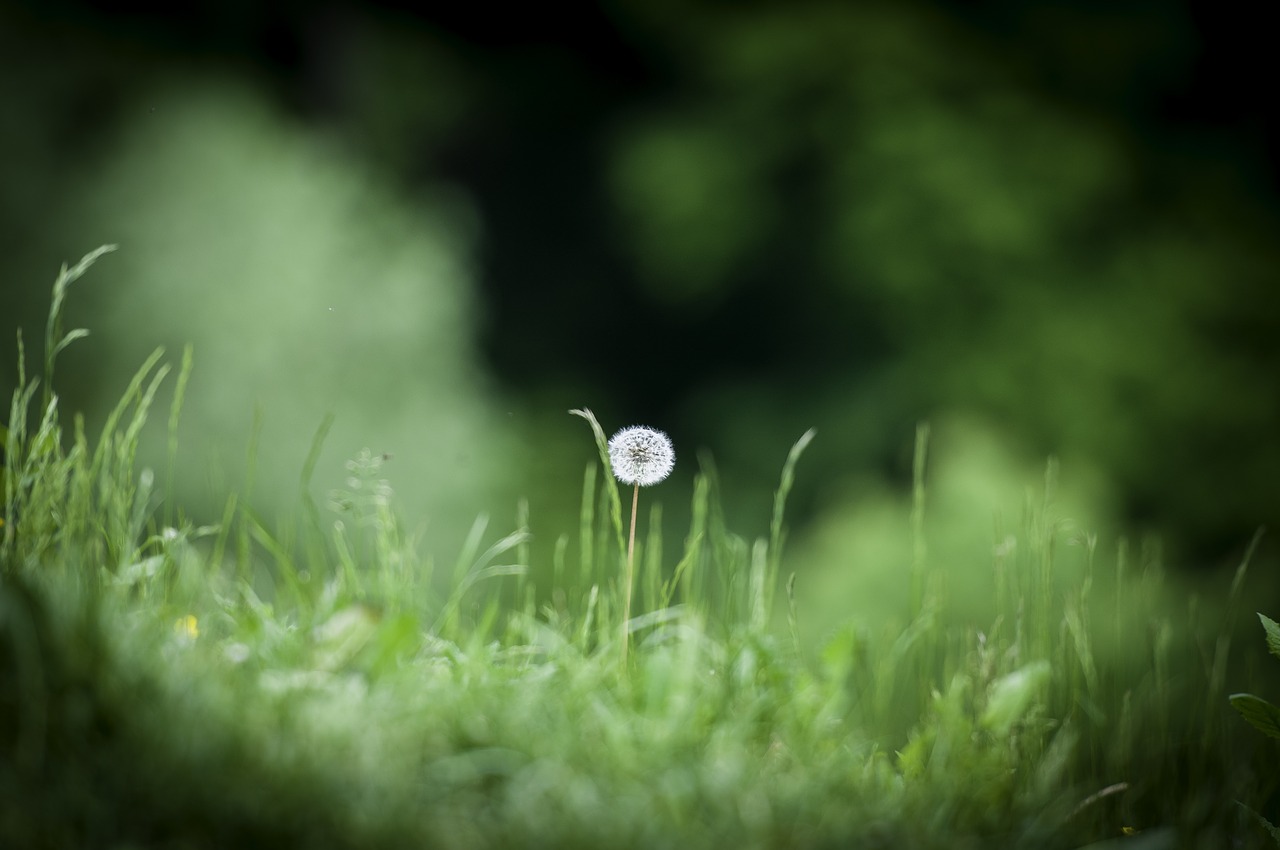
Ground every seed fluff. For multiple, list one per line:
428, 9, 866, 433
607, 426, 675, 486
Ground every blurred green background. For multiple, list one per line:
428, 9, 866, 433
2, 1, 1277, 622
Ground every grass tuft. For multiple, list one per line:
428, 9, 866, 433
1, 248, 1276, 849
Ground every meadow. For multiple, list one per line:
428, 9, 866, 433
2, 248, 1277, 849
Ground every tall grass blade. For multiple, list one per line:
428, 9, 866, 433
43, 245, 117, 411
569, 408, 625, 562
164, 344, 194, 528
766, 428, 815, 619
910, 422, 929, 616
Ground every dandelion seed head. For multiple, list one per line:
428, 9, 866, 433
608, 425, 675, 486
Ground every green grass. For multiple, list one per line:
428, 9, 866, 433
2, 248, 1276, 849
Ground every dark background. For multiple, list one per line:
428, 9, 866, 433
3, 0, 1278, 599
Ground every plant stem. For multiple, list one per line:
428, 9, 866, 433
622, 481, 639, 665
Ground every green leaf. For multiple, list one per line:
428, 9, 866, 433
982, 660, 1051, 735
1260, 613, 1280, 661
1230, 693, 1280, 740
313, 605, 381, 672
1237, 802, 1280, 846
1258, 813, 1280, 846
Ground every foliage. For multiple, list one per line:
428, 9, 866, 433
603, 3, 1280, 557
1229, 612, 1280, 844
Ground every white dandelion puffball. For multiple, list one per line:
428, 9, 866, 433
608, 426, 675, 486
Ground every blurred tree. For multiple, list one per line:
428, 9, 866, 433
594, 1, 1280, 562
61, 81, 510, 563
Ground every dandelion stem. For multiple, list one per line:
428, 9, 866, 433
623, 481, 639, 664
628, 481, 639, 564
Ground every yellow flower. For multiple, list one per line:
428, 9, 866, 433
174, 615, 199, 639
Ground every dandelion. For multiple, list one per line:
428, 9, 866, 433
608, 426, 674, 570
608, 425, 674, 664
569, 409, 677, 665
608, 426, 675, 487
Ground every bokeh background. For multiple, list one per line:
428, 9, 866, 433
3, 0, 1278, 630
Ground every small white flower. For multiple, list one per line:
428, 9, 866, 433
608, 426, 675, 486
